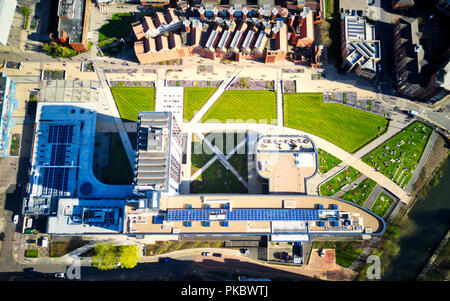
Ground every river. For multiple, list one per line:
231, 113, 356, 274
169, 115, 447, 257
383, 162, 450, 280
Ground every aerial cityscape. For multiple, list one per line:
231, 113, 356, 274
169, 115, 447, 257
0, 0, 449, 286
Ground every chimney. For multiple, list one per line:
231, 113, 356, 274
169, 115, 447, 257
229, 7, 235, 21
271, 8, 278, 21
183, 20, 191, 33
259, 8, 263, 20
242, 7, 248, 22
213, 7, 218, 19
288, 15, 295, 27
271, 26, 279, 39
199, 7, 205, 20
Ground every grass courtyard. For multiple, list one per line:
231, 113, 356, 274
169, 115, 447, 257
190, 133, 248, 193
318, 148, 342, 174
340, 177, 377, 207
110, 87, 155, 122
371, 193, 395, 218
362, 121, 433, 188
202, 90, 277, 123
284, 93, 388, 153
320, 167, 361, 196
184, 87, 217, 121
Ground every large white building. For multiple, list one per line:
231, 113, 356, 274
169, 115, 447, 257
0, 0, 17, 46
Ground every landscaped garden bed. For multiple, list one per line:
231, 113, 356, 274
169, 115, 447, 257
362, 121, 433, 188
320, 167, 362, 196
340, 177, 377, 207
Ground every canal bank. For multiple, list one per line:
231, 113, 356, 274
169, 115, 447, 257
382, 160, 450, 280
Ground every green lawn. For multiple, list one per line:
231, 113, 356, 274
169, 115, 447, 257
313, 241, 365, 268
191, 134, 216, 176
25, 249, 38, 258
284, 93, 388, 153
184, 88, 217, 121
362, 121, 432, 188
320, 167, 361, 196
318, 148, 342, 173
191, 159, 247, 193
340, 177, 377, 207
371, 193, 395, 218
110, 87, 155, 122
202, 90, 277, 123
98, 13, 133, 46
100, 133, 133, 185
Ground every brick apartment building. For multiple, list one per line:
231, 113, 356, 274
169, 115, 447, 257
50, 0, 92, 52
393, 17, 449, 102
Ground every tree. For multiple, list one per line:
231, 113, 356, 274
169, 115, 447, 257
92, 243, 119, 270
118, 245, 141, 269
315, 21, 332, 47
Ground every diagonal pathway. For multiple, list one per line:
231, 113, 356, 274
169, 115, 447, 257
190, 68, 242, 123
191, 132, 249, 189
95, 67, 135, 168
183, 122, 410, 204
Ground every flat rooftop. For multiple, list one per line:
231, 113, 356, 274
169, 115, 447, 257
58, 0, 86, 43
124, 195, 384, 235
47, 198, 125, 234
135, 112, 172, 191
256, 135, 316, 194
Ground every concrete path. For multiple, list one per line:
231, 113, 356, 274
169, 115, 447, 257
247, 132, 263, 194
417, 229, 450, 280
95, 67, 135, 168
333, 175, 367, 198
182, 122, 410, 204
404, 130, 438, 193
362, 184, 383, 210
194, 132, 249, 189
190, 68, 241, 123
353, 112, 414, 159
276, 69, 283, 127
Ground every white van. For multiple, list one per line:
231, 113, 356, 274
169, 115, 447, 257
41, 236, 48, 248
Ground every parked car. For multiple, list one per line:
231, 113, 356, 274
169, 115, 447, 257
240, 248, 250, 255
41, 236, 48, 248
26, 239, 36, 244
160, 257, 170, 263
23, 267, 35, 279
54, 273, 65, 278
13, 215, 19, 224
212, 253, 222, 257
0, 233, 5, 241
201, 252, 211, 256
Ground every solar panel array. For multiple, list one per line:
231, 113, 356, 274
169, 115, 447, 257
167, 208, 320, 222
41, 124, 75, 197
48, 125, 74, 144
42, 167, 70, 196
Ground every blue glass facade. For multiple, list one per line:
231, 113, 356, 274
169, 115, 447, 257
0, 73, 18, 157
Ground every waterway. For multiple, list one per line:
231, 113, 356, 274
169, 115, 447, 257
383, 162, 450, 280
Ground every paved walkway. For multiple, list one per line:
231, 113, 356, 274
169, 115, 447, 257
276, 69, 283, 127
417, 229, 450, 280
333, 175, 367, 198
352, 112, 413, 159
183, 122, 411, 203
190, 68, 241, 123
362, 184, 383, 210
95, 67, 135, 167
191, 132, 249, 189
404, 130, 438, 193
